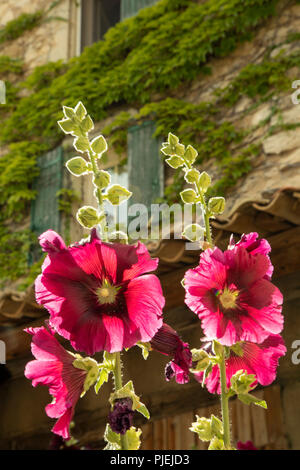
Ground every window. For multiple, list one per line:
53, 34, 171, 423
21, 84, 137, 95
30, 147, 63, 262
80, 0, 159, 50
81, 0, 121, 50
128, 121, 164, 211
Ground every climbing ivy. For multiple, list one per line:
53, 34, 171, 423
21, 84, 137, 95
0, 0, 299, 285
0, 11, 43, 44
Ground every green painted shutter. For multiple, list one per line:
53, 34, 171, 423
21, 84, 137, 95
30, 146, 63, 236
128, 121, 163, 211
121, 0, 158, 20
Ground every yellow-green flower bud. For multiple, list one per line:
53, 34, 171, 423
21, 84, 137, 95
182, 223, 204, 242
198, 171, 211, 192
230, 370, 256, 395
166, 155, 185, 169
105, 185, 132, 206
76, 205, 101, 228
184, 168, 200, 184
74, 135, 90, 153
66, 157, 89, 176
208, 196, 225, 214
93, 170, 111, 189
180, 188, 197, 204
184, 145, 198, 165
91, 135, 108, 156
190, 416, 214, 441
191, 348, 210, 371
74, 101, 87, 121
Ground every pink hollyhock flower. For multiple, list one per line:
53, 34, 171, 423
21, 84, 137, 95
194, 334, 286, 394
35, 230, 164, 355
184, 233, 283, 346
150, 323, 192, 384
237, 440, 257, 450
24, 326, 92, 439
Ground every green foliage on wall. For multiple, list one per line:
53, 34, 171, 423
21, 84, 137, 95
0, 0, 279, 145
0, 0, 298, 285
0, 11, 43, 44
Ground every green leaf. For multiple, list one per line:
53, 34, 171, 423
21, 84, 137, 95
95, 368, 109, 394
91, 135, 107, 155
103, 424, 121, 450
126, 427, 142, 450
109, 380, 150, 419
137, 342, 151, 360
238, 393, 267, 409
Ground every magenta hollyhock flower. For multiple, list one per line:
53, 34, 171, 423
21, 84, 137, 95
24, 326, 89, 439
194, 334, 286, 394
237, 440, 257, 450
150, 323, 192, 384
35, 230, 164, 355
184, 233, 283, 346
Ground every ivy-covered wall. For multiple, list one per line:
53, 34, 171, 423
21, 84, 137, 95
1, 0, 300, 287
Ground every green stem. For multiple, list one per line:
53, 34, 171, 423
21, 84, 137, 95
182, 157, 213, 248
219, 348, 231, 449
195, 181, 213, 247
113, 352, 129, 451
88, 144, 109, 241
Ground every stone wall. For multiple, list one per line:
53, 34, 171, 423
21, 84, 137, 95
0, 0, 80, 74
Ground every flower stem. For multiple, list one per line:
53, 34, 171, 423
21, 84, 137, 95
113, 352, 129, 451
182, 158, 213, 248
219, 348, 231, 449
88, 144, 109, 242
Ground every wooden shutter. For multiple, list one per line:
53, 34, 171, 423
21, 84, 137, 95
30, 147, 63, 236
121, 0, 158, 20
128, 121, 163, 211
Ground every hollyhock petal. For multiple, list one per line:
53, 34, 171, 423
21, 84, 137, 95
125, 275, 164, 342
39, 230, 67, 253
24, 326, 86, 439
194, 335, 286, 394
51, 408, 74, 440
122, 241, 159, 282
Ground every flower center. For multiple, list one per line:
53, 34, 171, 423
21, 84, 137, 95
96, 280, 118, 305
218, 287, 239, 310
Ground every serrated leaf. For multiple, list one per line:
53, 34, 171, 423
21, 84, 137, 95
75, 101, 87, 121
238, 393, 267, 409
95, 368, 109, 394
63, 105, 75, 119
110, 380, 150, 419
105, 185, 132, 206
126, 427, 142, 450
